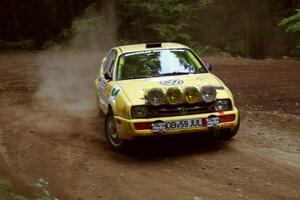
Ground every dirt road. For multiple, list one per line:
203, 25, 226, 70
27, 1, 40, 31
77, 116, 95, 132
0, 51, 299, 200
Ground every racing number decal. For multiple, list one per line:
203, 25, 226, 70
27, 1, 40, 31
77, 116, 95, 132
109, 85, 121, 103
111, 87, 121, 100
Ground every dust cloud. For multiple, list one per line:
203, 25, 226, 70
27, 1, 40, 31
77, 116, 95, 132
35, 2, 116, 117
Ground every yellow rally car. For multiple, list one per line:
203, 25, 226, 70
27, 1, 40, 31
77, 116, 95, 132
95, 43, 240, 150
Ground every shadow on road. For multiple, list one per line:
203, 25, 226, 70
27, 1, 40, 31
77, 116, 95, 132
115, 134, 231, 161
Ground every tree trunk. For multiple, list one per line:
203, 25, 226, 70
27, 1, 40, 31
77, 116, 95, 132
9, 0, 22, 41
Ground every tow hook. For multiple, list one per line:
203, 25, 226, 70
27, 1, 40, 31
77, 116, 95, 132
212, 128, 220, 136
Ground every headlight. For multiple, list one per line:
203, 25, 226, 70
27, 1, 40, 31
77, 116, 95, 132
183, 86, 199, 104
214, 99, 231, 111
131, 106, 148, 118
200, 85, 217, 103
146, 88, 165, 106
165, 87, 182, 105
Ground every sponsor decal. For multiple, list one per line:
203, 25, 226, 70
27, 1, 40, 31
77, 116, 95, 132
125, 49, 185, 57
160, 79, 184, 86
179, 107, 188, 116
152, 120, 166, 133
111, 88, 120, 99
221, 123, 234, 129
109, 85, 121, 103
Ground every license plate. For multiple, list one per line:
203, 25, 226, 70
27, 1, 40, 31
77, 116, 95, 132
152, 118, 202, 132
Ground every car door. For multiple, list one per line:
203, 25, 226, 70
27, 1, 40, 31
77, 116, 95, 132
98, 49, 117, 113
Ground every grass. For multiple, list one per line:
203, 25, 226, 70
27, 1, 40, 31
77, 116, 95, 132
0, 179, 57, 200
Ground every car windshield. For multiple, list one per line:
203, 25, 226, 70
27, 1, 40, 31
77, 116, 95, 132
117, 49, 207, 80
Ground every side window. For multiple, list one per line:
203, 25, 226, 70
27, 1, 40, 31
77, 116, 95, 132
103, 50, 117, 77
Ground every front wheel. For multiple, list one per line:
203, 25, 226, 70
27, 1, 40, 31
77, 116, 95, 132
105, 110, 129, 151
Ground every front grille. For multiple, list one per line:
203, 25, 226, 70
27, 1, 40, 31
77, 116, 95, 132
147, 102, 215, 118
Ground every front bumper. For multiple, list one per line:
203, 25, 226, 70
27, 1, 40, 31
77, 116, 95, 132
114, 108, 239, 139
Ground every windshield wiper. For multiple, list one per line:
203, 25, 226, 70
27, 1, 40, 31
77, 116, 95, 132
126, 75, 151, 79
156, 72, 191, 77
126, 72, 191, 79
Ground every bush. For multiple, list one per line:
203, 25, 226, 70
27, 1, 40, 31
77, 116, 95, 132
117, 39, 138, 46
0, 39, 37, 50
189, 41, 222, 56
59, 3, 114, 50
0, 179, 57, 200
224, 40, 246, 57
42, 40, 60, 50
290, 39, 300, 58
279, 5, 300, 58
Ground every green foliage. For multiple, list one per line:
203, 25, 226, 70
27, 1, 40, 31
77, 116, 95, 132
0, 179, 57, 200
189, 41, 222, 56
59, 2, 109, 50
0, 179, 28, 200
0, 180, 11, 188
117, 39, 138, 46
290, 39, 300, 58
279, 7, 300, 32
0, 39, 37, 50
224, 40, 246, 57
64, 3, 105, 36
34, 179, 57, 200
117, 0, 211, 42
150, 23, 191, 41
42, 40, 60, 50
280, 5, 300, 57
0, 0, 299, 58
0, 179, 12, 199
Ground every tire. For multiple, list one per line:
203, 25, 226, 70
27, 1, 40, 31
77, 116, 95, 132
219, 114, 240, 140
105, 109, 129, 151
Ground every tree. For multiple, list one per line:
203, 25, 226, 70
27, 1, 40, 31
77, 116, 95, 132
280, 8, 300, 33
280, 4, 300, 56
115, 0, 211, 44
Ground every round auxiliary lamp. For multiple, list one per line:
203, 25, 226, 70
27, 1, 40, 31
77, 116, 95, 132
165, 87, 182, 105
200, 85, 217, 103
146, 88, 165, 106
183, 86, 200, 104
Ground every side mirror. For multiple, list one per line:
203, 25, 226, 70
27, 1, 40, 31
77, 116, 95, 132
206, 63, 213, 71
102, 57, 107, 64
104, 72, 112, 81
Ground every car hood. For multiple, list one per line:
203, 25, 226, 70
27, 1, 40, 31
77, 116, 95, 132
117, 73, 229, 105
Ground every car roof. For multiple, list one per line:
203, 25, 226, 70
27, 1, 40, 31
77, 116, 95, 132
116, 42, 189, 54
